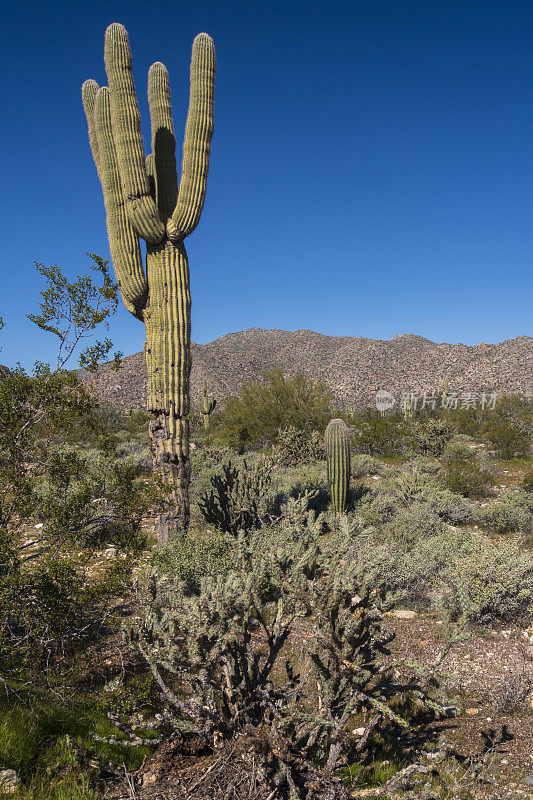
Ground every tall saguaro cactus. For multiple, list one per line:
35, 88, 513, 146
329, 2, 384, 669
325, 419, 351, 515
199, 378, 216, 431
82, 23, 215, 541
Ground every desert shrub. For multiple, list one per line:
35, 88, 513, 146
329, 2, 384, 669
489, 668, 532, 713
412, 417, 454, 456
0, 365, 154, 692
439, 443, 495, 498
427, 532, 533, 624
358, 468, 475, 526
381, 503, 446, 544
215, 368, 336, 450
441, 441, 474, 464
150, 529, 233, 593
350, 412, 409, 456
404, 456, 441, 475
198, 456, 278, 534
270, 424, 324, 467
478, 491, 533, 533
483, 417, 531, 459
127, 498, 446, 794
439, 460, 495, 498
345, 524, 533, 624
114, 437, 151, 474
350, 453, 383, 478
522, 468, 533, 492
424, 485, 475, 524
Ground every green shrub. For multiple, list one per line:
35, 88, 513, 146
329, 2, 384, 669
357, 469, 475, 526
483, 417, 531, 459
478, 491, 533, 533
350, 453, 383, 478
412, 417, 454, 456
404, 456, 441, 475
441, 441, 474, 464
344, 525, 533, 624
350, 412, 409, 456
439, 461, 494, 498
426, 531, 533, 624
215, 368, 335, 450
381, 503, 446, 545
149, 529, 233, 593
521, 468, 533, 492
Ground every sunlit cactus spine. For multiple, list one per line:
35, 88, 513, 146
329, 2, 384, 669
82, 23, 215, 541
325, 419, 351, 514
200, 378, 216, 431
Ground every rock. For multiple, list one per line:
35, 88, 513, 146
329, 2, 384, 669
34, 523, 43, 529
387, 609, 417, 620
522, 627, 533, 643
522, 775, 533, 786
352, 727, 366, 737
466, 707, 480, 715
0, 770, 20, 794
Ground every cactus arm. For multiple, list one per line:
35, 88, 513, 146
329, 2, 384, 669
147, 63, 178, 222
167, 33, 215, 242
82, 80, 101, 170
103, 23, 165, 244
83, 82, 148, 320
146, 154, 156, 198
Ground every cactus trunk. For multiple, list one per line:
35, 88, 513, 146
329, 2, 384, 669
144, 240, 191, 537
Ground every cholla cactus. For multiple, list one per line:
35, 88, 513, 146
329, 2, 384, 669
82, 24, 215, 540
325, 419, 351, 514
199, 378, 216, 431
128, 505, 447, 794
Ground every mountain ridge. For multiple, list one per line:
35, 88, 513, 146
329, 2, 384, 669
81, 328, 533, 411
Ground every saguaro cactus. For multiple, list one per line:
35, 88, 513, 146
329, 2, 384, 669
325, 419, 351, 514
199, 378, 216, 431
82, 23, 215, 541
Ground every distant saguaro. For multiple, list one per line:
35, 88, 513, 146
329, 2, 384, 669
325, 419, 351, 514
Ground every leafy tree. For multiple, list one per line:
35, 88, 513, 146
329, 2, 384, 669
215, 368, 336, 450
0, 256, 155, 693
27, 252, 122, 371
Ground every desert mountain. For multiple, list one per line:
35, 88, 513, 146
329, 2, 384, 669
82, 328, 533, 411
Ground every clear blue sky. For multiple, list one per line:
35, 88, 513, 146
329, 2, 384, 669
2, 0, 533, 370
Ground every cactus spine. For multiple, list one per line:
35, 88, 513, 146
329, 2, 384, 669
82, 24, 215, 541
200, 378, 216, 431
325, 419, 351, 514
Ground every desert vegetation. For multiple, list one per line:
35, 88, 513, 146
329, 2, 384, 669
1, 14, 531, 800
1, 339, 531, 798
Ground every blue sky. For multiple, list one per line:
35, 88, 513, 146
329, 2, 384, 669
2, 0, 533, 370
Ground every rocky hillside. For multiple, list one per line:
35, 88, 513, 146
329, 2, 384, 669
82, 328, 533, 411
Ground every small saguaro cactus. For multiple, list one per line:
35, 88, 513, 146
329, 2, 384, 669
82, 24, 215, 541
199, 378, 216, 431
325, 419, 351, 515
